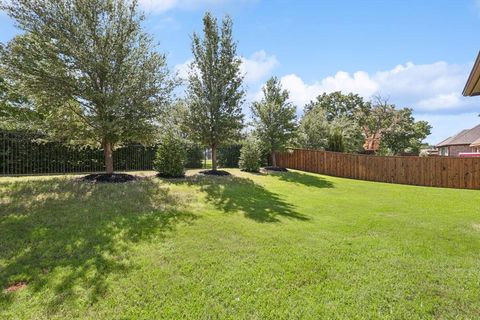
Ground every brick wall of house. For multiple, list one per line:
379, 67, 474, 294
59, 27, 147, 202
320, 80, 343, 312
448, 145, 471, 156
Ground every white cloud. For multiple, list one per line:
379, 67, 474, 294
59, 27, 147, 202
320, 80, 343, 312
174, 59, 193, 81
240, 50, 279, 84
277, 61, 476, 115
416, 93, 463, 111
280, 71, 378, 107
138, 0, 252, 13
270, 60, 478, 145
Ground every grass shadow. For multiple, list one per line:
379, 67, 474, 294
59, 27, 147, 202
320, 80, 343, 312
273, 170, 335, 189
0, 177, 196, 312
170, 174, 308, 223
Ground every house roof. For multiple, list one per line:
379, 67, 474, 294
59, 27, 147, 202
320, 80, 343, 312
436, 124, 480, 147
463, 51, 480, 96
471, 137, 480, 147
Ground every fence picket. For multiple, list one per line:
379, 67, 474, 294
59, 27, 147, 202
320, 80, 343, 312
276, 149, 480, 190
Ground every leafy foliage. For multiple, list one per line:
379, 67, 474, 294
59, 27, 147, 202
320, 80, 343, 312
327, 129, 345, 152
218, 144, 242, 168
297, 95, 364, 153
359, 96, 431, 155
298, 93, 430, 155
185, 141, 204, 169
184, 12, 245, 171
1, 129, 156, 175
239, 137, 262, 172
379, 108, 432, 155
157, 100, 203, 168
154, 133, 186, 178
296, 107, 330, 150
251, 77, 297, 167
1, 0, 175, 172
304, 91, 367, 122
0, 75, 40, 131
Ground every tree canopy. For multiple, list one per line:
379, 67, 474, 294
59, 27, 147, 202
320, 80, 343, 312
184, 12, 245, 171
297, 92, 430, 155
304, 91, 367, 122
1, 0, 175, 173
298, 92, 365, 153
251, 76, 297, 167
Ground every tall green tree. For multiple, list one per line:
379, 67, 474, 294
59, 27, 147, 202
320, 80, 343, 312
185, 12, 245, 171
251, 77, 297, 167
356, 95, 397, 151
358, 96, 431, 155
297, 92, 364, 153
379, 108, 431, 155
1, 0, 175, 173
296, 106, 330, 150
0, 75, 36, 130
305, 91, 367, 122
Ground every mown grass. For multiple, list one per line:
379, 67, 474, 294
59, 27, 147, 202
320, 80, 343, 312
1, 169, 479, 319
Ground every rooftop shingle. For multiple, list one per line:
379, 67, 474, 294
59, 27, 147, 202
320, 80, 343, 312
436, 124, 480, 147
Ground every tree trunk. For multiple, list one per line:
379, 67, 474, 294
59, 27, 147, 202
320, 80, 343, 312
204, 148, 207, 169
103, 141, 114, 174
271, 150, 277, 167
212, 145, 217, 171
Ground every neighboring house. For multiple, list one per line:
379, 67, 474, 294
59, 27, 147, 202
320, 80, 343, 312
463, 51, 480, 96
435, 124, 480, 156
472, 138, 480, 153
363, 132, 382, 152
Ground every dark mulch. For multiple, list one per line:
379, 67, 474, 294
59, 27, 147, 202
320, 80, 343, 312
4, 281, 27, 293
156, 173, 185, 179
81, 173, 137, 183
262, 166, 288, 172
240, 169, 260, 173
199, 170, 231, 176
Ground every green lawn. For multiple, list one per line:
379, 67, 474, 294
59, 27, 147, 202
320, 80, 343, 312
1, 169, 480, 319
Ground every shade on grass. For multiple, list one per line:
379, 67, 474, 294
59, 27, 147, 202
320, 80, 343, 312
1, 170, 479, 319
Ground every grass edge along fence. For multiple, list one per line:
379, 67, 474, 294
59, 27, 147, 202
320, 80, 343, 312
276, 148, 480, 190
1, 131, 156, 176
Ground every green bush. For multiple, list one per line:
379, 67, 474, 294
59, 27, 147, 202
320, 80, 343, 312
154, 133, 186, 177
239, 138, 262, 172
185, 141, 203, 168
327, 130, 345, 152
218, 144, 241, 168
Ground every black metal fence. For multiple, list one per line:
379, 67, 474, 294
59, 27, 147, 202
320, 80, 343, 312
1, 131, 156, 175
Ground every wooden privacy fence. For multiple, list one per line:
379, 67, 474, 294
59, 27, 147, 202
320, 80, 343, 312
275, 149, 480, 190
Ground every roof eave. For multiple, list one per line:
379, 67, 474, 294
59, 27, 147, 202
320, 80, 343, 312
463, 51, 480, 97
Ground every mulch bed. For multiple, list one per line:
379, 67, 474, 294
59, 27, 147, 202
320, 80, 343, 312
156, 173, 186, 179
199, 170, 231, 176
262, 166, 288, 172
4, 281, 27, 293
81, 173, 138, 183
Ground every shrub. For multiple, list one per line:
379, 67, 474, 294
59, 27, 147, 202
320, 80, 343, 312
185, 141, 203, 168
239, 138, 262, 172
154, 133, 186, 177
327, 130, 345, 152
217, 144, 241, 168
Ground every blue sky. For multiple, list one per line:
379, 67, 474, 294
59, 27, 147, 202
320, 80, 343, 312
1, 0, 480, 143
